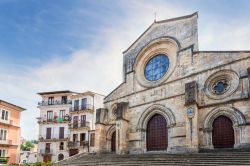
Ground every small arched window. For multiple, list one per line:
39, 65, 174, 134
58, 153, 64, 161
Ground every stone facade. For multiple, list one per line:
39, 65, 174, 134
95, 12, 250, 154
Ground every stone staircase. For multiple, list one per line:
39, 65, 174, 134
55, 152, 250, 166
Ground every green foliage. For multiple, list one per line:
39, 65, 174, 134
21, 141, 35, 151
19, 161, 53, 166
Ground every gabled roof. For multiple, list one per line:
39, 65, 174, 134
123, 12, 198, 54
0, 100, 26, 111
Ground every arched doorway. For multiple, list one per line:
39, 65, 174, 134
111, 131, 116, 152
58, 153, 64, 161
212, 116, 234, 148
147, 114, 167, 151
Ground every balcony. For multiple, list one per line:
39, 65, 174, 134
69, 121, 90, 130
0, 157, 9, 164
0, 119, 13, 126
38, 100, 72, 107
37, 116, 70, 124
40, 149, 53, 155
0, 139, 13, 146
68, 141, 89, 149
69, 104, 94, 114
38, 135, 69, 142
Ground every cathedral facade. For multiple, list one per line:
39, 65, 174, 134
95, 12, 250, 154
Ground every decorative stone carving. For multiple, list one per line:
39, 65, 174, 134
202, 106, 246, 148
137, 104, 176, 131
204, 70, 239, 100
185, 81, 197, 105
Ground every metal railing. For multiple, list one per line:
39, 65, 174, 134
69, 104, 94, 112
69, 121, 90, 129
0, 157, 9, 164
38, 100, 72, 106
0, 119, 13, 125
39, 134, 69, 141
40, 149, 53, 155
68, 141, 89, 148
37, 116, 70, 123
0, 139, 12, 145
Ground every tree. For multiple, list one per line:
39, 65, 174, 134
21, 141, 34, 151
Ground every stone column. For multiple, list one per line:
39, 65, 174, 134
95, 108, 108, 153
184, 81, 199, 152
116, 102, 129, 154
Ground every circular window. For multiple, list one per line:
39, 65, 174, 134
212, 80, 229, 95
144, 54, 169, 81
204, 70, 239, 100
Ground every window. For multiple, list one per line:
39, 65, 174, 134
144, 54, 169, 81
213, 80, 229, 95
48, 97, 54, 105
0, 129, 7, 140
1, 110, 8, 121
61, 96, 67, 104
73, 134, 78, 142
81, 98, 87, 109
59, 110, 65, 118
90, 133, 95, 147
59, 142, 64, 150
74, 100, 79, 111
58, 153, 64, 161
46, 128, 52, 139
80, 133, 86, 141
59, 127, 64, 139
45, 143, 50, 153
80, 115, 86, 127
73, 116, 78, 128
47, 111, 53, 121
0, 149, 6, 157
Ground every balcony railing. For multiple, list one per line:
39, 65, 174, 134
40, 149, 53, 155
0, 139, 12, 145
39, 135, 69, 142
38, 100, 72, 106
69, 104, 94, 113
0, 119, 13, 126
0, 157, 9, 164
69, 121, 90, 130
68, 141, 89, 148
37, 116, 70, 124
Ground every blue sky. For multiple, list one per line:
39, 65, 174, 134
0, 0, 250, 140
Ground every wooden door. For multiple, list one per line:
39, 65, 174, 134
212, 116, 234, 148
111, 131, 116, 152
59, 127, 64, 139
46, 128, 51, 139
69, 149, 79, 157
147, 114, 167, 151
43, 155, 51, 163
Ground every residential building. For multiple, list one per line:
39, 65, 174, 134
68, 91, 104, 156
20, 151, 37, 164
0, 100, 25, 164
95, 12, 250, 154
37, 91, 75, 163
20, 142, 38, 164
